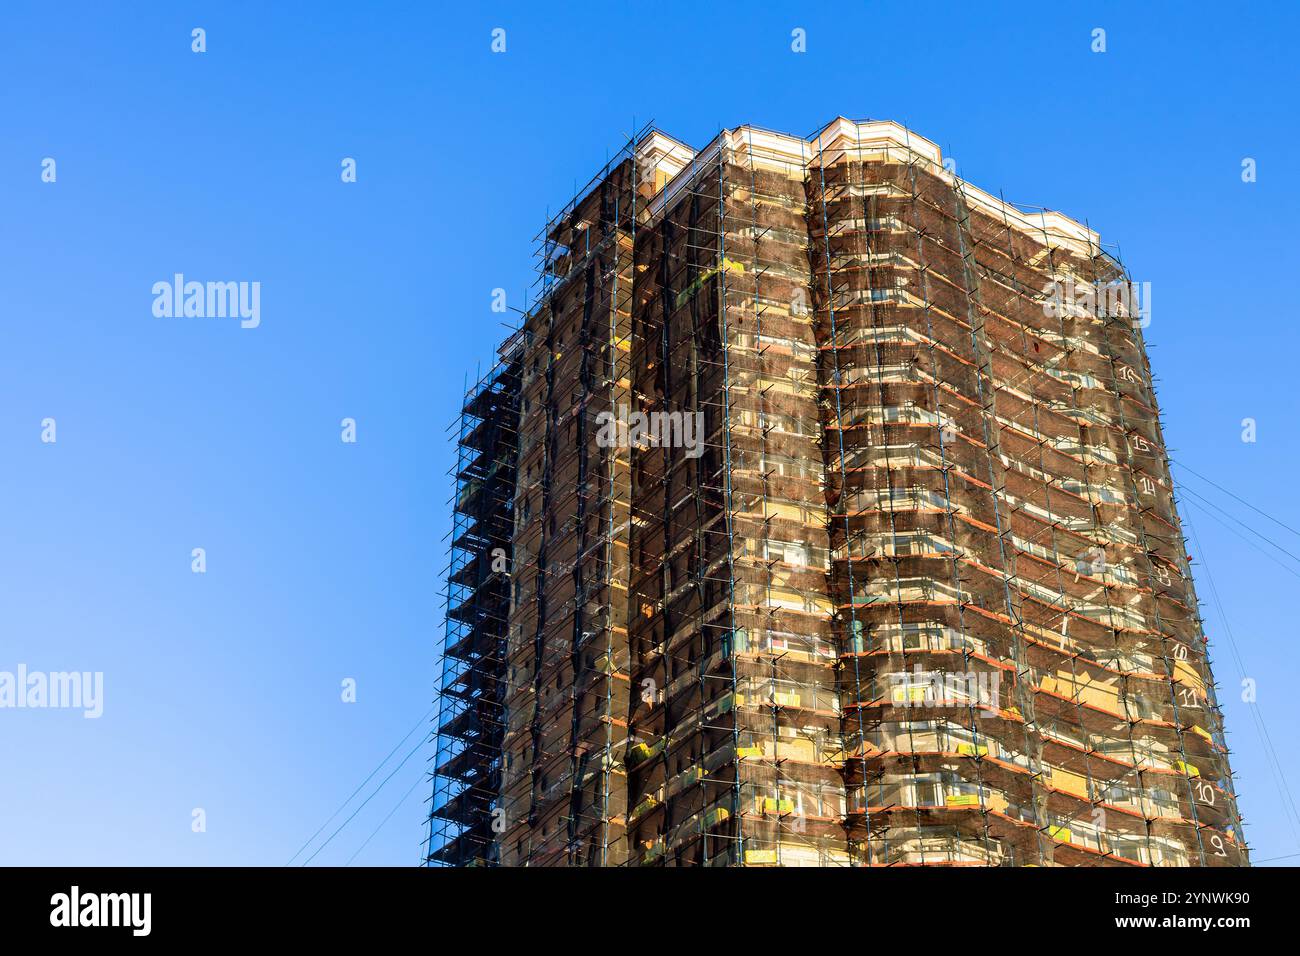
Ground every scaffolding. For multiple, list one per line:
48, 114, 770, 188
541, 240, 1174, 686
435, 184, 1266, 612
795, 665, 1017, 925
432, 117, 1248, 867
493, 129, 648, 867
425, 343, 521, 866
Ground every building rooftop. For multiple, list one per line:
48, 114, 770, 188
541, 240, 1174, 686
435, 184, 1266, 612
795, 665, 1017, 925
635, 117, 1102, 255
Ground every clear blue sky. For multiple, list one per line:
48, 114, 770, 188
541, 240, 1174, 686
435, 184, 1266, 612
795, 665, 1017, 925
2, 1, 1297, 866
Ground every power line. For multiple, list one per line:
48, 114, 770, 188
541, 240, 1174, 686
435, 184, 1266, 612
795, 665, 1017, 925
1183, 500, 1300, 582
1178, 484, 1300, 567
302, 733, 428, 866
345, 772, 428, 866
1252, 851, 1300, 864
285, 706, 434, 866
1176, 461, 1300, 542
1184, 513, 1300, 854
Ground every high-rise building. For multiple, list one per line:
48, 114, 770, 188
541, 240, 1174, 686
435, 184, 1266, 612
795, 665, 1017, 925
427, 118, 1248, 867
